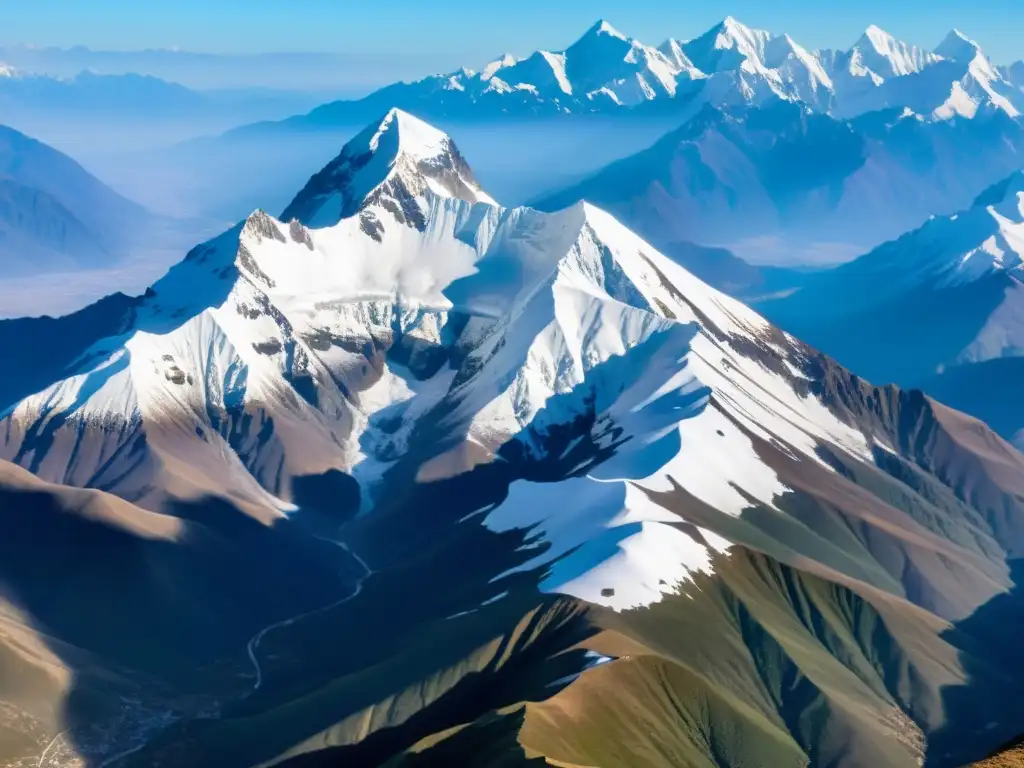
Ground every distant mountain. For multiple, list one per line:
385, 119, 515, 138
663, 16, 835, 112
757, 170, 1024, 447
219, 17, 1024, 140
0, 67, 328, 135
0, 123, 177, 277
6, 109, 1024, 767
930, 30, 1020, 117
826, 29, 1021, 120
0, 68, 206, 115
0, 44, 401, 91
534, 100, 1024, 262
0, 177, 114, 274
828, 24, 942, 80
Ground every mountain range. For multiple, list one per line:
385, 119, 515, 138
0, 66, 330, 143
226, 18, 1024, 134
4, 108, 1024, 767
0, 67, 208, 114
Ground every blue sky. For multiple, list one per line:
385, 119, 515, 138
2, 0, 1022, 65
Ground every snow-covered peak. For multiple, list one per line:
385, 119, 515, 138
584, 19, 628, 42
365, 108, 448, 161
824, 23, 1024, 120
926, 31, 1020, 119
556, 19, 684, 103
862, 24, 892, 46
849, 24, 941, 77
933, 28, 1005, 85
764, 33, 834, 89
669, 19, 839, 110
279, 108, 495, 228
721, 15, 757, 36
480, 53, 518, 80
860, 25, 912, 63
463, 19, 687, 107
683, 16, 772, 74
956, 182, 1024, 283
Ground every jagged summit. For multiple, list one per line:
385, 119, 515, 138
935, 28, 981, 61
862, 23, 890, 40
360, 107, 451, 162
858, 24, 905, 53
682, 16, 771, 73
699, 15, 742, 44
928, 30, 1020, 118
471, 19, 684, 107
279, 107, 494, 228
480, 53, 518, 79
719, 16, 749, 32
584, 19, 627, 41
570, 21, 649, 54
847, 24, 941, 77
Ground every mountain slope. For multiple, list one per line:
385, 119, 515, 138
4, 109, 1024, 767
757, 170, 1024, 447
0, 177, 115, 274
0, 123, 172, 278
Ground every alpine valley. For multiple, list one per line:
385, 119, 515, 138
4, 103, 1024, 768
